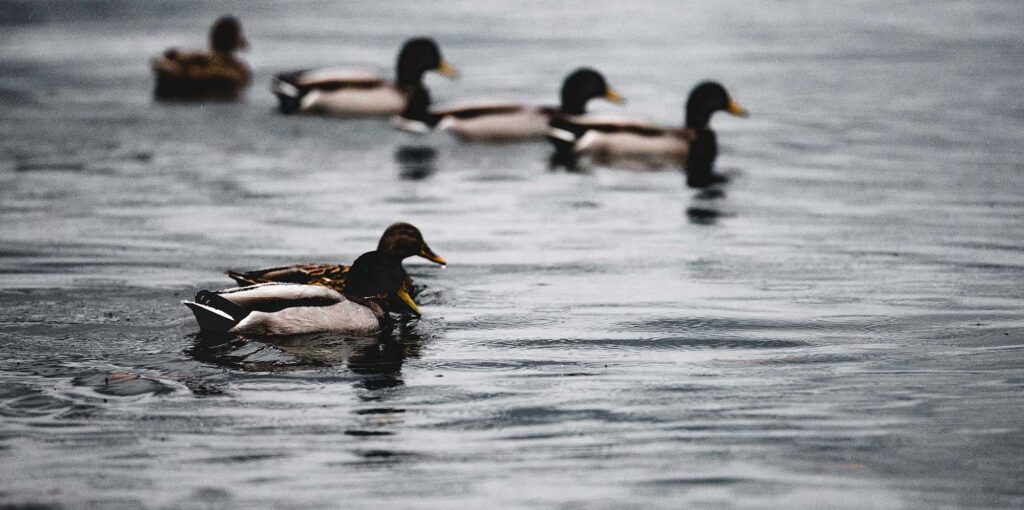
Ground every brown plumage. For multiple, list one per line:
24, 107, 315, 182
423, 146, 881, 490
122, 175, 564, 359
152, 16, 251, 101
226, 223, 446, 294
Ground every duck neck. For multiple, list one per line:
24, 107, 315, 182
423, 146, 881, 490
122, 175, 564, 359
685, 129, 718, 186
399, 86, 440, 126
685, 106, 713, 130
560, 93, 589, 115
397, 61, 427, 87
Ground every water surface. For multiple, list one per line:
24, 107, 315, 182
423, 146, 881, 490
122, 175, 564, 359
1, 1, 1023, 508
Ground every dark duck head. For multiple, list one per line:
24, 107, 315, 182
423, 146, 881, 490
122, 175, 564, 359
560, 68, 625, 115
396, 38, 457, 87
683, 81, 748, 187
684, 81, 747, 130
377, 222, 446, 265
209, 16, 247, 54
343, 251, 421, 316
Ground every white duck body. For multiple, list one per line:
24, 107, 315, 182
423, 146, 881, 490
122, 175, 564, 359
274, 68, 408, 116
182, 283, 382, 336
436, 101, 555, 141
568, 115, 693, 159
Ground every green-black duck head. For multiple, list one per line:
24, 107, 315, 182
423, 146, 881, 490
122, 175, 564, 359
344, 251, 421, 316
560, 68, 625, 115
378, 222, 446, 266
685, 81, 748, 130
396, 38, 457, 87
210, 16, 247, 53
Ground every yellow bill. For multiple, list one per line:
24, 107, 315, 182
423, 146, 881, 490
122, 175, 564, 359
726, 99, 749, 117
604, 87, 626, 104
396, 288, 421, 316
436, 60, 458, 78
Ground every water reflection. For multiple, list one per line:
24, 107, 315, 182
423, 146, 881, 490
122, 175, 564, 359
686, 188, 728, 225
548, 149, 689, 174
186, 319, 427, 387
394, 145, 437, 180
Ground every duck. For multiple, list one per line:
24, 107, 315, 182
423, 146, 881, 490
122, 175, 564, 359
151, 16, 251, 101
226, 222, 445, 295
183, 250, 420, 336
547, 81, 748, 187
272, 37, 457, 116
393, 68, 625, 141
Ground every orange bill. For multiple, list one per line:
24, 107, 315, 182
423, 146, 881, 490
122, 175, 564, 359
418, 243, 447, 265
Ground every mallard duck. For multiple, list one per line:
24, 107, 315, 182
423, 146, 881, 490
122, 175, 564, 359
226, 222, 445, 294
548, 81, 748, 186
151, 16, 251, 101
393, 68, 625, 141
183, 250, 421, 336
272, 37, 457, 116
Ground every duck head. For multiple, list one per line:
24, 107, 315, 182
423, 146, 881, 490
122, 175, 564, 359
684, 81, 747, 130
396, 38, 457, 86
210, 16, 247, 53
344, 251, 421, 316
560, 68, 625, 115
378, 222, 446, 266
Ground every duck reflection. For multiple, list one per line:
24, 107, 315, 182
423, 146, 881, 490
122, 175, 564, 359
686, 188, 728, 226
548, 147, 690, 174
394, 145, 437, 180
187, 318, 427, 388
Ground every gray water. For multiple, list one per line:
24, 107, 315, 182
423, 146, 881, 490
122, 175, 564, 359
1, 1, 1023, 508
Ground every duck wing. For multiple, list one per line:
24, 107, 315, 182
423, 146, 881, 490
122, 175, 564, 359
227, 264, 350, 291
433, 101, 529, 120
273, 68, 389, 113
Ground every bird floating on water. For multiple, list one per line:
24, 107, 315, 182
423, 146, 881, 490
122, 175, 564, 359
548, 81, 748, 186
393, 68, 625, 142
184, 250, 421, 336
272, 37, 457, 116
226, 222, 445, 301
151, 16, 251, 101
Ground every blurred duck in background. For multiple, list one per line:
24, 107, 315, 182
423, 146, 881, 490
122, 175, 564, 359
393, 68, 624, 142
272, 37, 457, 116
226, 223, 446, 298
548, 81, 748, 187
151, 16, 250, 101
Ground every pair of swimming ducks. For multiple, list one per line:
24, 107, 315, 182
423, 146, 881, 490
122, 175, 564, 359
183, 223, 446, 337
155, 17, 749, 184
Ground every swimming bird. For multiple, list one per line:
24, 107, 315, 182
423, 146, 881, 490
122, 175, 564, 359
393, 68, 625, 141
547, 81, 748, 186
272, 37, 457, 116
226, 222, 445, 294
151, 16, 251, 101
183, 250, 421, 336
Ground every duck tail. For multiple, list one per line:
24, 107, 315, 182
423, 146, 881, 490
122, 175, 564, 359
181, 290, 250, 333
271, 72, 306, 114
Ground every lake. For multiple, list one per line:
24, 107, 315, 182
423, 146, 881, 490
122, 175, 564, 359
1, 0, 1022, 508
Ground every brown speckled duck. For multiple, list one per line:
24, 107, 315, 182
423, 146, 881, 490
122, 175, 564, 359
151, 16, 251, 101
226, 223, 446, 295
